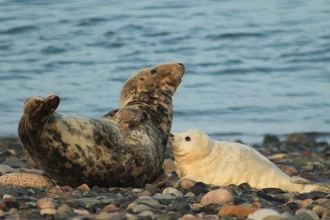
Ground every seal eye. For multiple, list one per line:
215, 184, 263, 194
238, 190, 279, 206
150, 69, 157, 75
185, 136, 191, 142
140, 78, 144, 81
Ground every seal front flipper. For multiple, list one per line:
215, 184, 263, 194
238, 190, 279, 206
114, 108, 144, 130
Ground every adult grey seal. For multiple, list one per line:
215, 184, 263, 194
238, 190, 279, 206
18, 62, 185, 187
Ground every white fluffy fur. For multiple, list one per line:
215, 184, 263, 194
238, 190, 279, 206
169, 129, 330, 193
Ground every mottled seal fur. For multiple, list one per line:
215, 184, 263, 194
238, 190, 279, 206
170, 129, 330, 193
18, 62, 185, 187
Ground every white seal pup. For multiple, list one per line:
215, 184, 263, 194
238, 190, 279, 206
169, 129, 330, 193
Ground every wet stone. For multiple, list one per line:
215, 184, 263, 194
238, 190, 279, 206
296, 191, 329, 200
233, 196, 248, 205
256, 191, 286, 204
145, 184, 158, 194
189, 185, 208, 196
263, 134, 280, 145
171, 197, 192, 213
2, 158, 27, 168
153, 194, 176, 206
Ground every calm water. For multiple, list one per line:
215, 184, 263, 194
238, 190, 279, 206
0, 0, 330, 144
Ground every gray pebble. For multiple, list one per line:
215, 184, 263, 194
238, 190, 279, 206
133, 204, 152, 213
0, 164, 14, 174
138, 210, 155, 218
163, 187, 183, 197
291, 212, 316, 220
135, 198, 161, 208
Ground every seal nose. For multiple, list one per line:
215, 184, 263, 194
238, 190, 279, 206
170, 133, 174, 138
178, 63, 184, 68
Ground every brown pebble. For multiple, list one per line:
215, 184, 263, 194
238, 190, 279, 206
8, 208, 17, 214
312, 205, 326, 216
218, 205, 259, 218
296, 199, 313, 207
138, 190, 151, 197
26, 157, 37, 168
57, 204, 72, 213
36, 198, 56, 209
252, 202, 262, 208
179, 214, 203, 220
76, 184, 90, 191
316, 198, 327, 204
201, 188, 234, 206
179, 179, 196, 189
73, 209, 90, 215
0, 202, 7, 210
102, 204, 119, 213
278, 165, 299, 176
40, 208, 57, 215
0, 173, 55, 188
61, 186, 73, 192
49, 186, 63, 193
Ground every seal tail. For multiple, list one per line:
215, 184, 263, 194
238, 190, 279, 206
18, 95, 60, 152
23, 95, 60, 123
300, 183, 330, 193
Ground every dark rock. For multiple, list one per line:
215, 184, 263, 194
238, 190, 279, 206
284, 202, 301, 212
304, 140, 317, 148
263, 134, 280, 145
189, 185, 208, 195
287, 133, 307, 143
296, 191, 329, 200
2, 158, 27, 168
238, 183, 252, 190
108, 187, 121, 194
194, 182, 208, 189
256, 191, 286, 204
145, 184, 157, 194
91, 185, 101, 192
233, 196, 248, 205
261, 187, 286, 194
171, 198, 191, 213
200, 203, 221, 214
0, 151, 14, 157
4, 200, 20, 209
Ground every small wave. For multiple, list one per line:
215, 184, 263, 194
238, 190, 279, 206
0, 25, 38, 35
41, 46, 68, 55
75, 17, 109, 27
206, 32, 265, 40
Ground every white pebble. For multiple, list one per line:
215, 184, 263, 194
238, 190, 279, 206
248, 208, 280, 220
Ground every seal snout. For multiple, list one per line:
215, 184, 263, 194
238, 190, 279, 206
170, 133, 174, 138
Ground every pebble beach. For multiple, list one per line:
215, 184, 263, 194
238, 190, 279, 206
0, 133, 330, 220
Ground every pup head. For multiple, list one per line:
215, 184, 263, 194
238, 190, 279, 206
119, 63, 185, 108
169, 129, 212, 162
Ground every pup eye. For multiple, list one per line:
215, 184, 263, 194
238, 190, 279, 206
140, 78, 144, 81
185, 136, 190, 141
150, 69, 157, 75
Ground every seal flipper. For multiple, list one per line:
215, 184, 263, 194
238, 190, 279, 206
23, 95, 60, 124
18, 95, 60, 160
114, 108, 143, 130
290, 176, 310, 184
